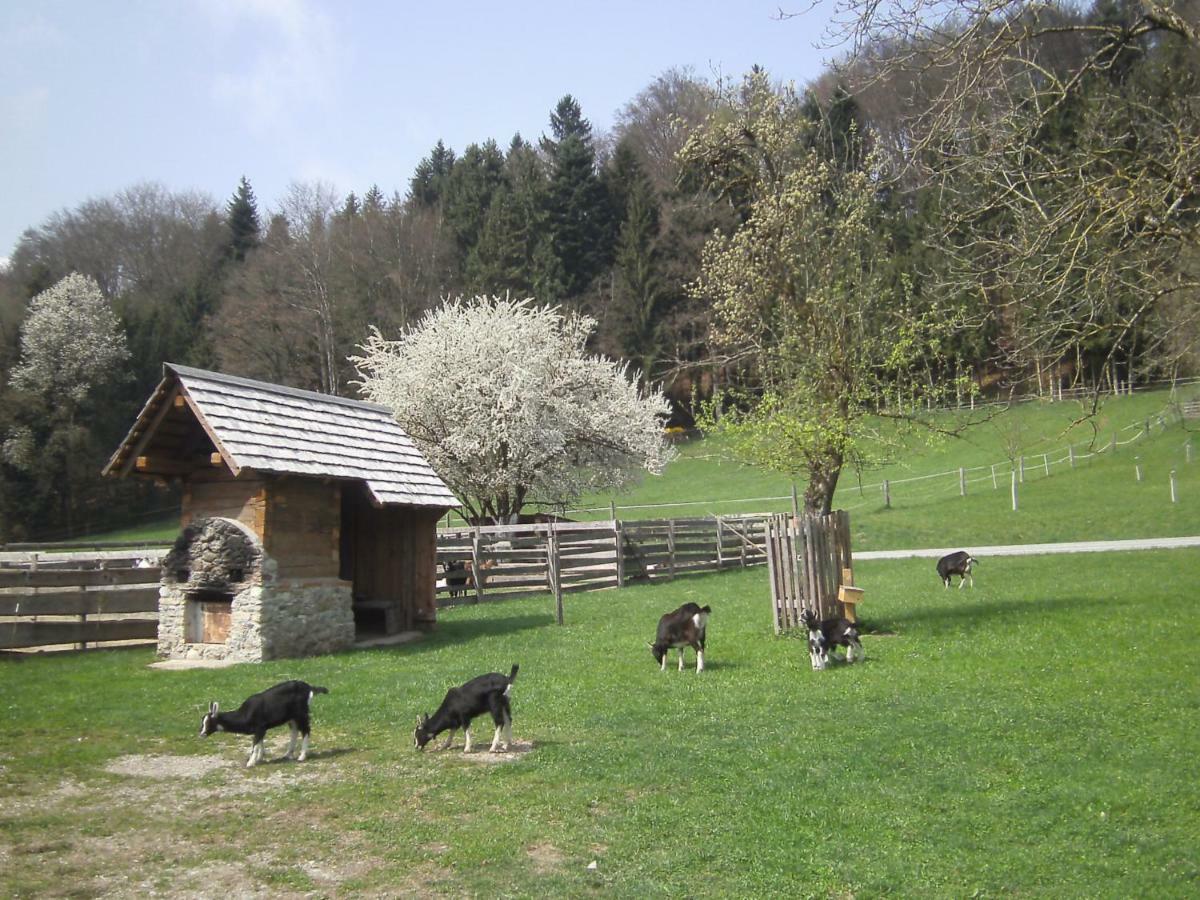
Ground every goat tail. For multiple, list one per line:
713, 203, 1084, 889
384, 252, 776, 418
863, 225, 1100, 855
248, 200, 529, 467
310, 685, 330, 695
507, 664, 519, 683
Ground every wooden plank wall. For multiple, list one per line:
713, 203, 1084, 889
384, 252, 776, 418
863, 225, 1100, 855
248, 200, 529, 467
434, 514, 773, 607
182, 472, 266, 535
265, 476, 339, 579
766, 511, 852, 634
0, 557, 160, 651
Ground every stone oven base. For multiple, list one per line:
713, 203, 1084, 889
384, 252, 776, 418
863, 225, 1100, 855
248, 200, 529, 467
159, 580, 356, 664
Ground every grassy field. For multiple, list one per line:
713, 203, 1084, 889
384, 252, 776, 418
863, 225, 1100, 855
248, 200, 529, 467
2, 548, 1198, 897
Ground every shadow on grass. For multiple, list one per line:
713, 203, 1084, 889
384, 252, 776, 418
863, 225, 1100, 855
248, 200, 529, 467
877, 591, 1112, 634
359, 613, 556, 658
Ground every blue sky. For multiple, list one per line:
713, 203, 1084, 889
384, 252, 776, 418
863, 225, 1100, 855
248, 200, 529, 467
1, 1, 840, 262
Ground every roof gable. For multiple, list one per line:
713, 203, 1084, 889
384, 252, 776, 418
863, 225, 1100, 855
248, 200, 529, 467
105, 364, 458, 509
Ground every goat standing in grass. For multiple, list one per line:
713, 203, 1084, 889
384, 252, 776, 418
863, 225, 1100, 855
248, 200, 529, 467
414, 664, 519, 753
936, 551, 978, 589
649, 602, 710, 672
200, 680, 328, 767
801, 608, 863, 671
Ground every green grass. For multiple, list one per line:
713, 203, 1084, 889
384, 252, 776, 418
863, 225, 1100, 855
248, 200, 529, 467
2, 550, 1198, 896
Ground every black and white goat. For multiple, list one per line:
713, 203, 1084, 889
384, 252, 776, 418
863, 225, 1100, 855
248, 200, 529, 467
414, 664, 519, 753
800, 608, 863, 671
443, 560, 469, 598
199, 680, 328, 767
936, 550, 978, 589
649, 602, 711, 672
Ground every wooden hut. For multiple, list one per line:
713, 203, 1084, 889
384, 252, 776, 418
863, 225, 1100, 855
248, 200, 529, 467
104, 364, 457, 661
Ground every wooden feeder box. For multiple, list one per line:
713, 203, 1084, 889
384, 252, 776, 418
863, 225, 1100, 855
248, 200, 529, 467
838, 567, 864, 622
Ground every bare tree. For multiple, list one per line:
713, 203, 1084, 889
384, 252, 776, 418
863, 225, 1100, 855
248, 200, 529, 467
798, 1, 1200, 392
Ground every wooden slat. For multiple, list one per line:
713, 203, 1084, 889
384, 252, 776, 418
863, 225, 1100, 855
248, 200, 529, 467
0, 618, 157, 650
0, 568, 161, 589
0, 587, 159, 617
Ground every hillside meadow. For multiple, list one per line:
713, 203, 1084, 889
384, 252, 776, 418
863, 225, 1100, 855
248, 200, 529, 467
80, 385, 1200, 549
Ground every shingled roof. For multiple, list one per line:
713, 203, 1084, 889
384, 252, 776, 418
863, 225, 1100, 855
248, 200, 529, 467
104, 363, 458, 509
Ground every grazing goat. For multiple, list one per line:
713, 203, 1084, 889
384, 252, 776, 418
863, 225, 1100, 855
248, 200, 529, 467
649, 602, 711, 672
200, 680, 328, 767
800, 608, 863, 671
414, 664, 519, 753
443, 560, 469, 598
937, 551, 978, 589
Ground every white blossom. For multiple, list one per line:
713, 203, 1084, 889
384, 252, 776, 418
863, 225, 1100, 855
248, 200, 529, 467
352, 295, 675, 521
9, 273, 130, 404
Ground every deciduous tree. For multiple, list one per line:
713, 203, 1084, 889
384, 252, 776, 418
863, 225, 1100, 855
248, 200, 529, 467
352, 295, 675, 523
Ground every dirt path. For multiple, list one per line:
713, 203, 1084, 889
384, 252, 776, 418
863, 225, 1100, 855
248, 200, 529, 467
857, 535, 1200, 560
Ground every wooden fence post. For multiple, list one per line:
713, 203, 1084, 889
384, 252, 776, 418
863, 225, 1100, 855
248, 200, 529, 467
1068, 445, 1075, 468
667, 519, 677, 580
991, 463, 998, 489
471, 528, 483, 604
548, 526, 563, 625
1011, 470, 1019, 511
1135, 456, 1142, 482
614, 519, 625, 588
1170, 469, 1178, 503
959, 467, 966, 496
791, 483, 800, 521
1186, 439, 1193, 464
715, 516, 724, 569
1042, 453, 1050, 476
883, 480, 891, 508
1018, 456, 1025, 483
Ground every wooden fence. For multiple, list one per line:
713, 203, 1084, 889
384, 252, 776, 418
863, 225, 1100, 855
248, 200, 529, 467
435, 514, 774, 619
2, 514, 778, 650
764, 511, 853, 633
0, 553, 163, 652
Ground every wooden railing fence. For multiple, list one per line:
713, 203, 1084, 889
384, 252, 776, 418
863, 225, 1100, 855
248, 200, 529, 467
0, 552, 164, 652
435, 514, 774, 617
764, 511, 853, 633
3, 514, 779, 650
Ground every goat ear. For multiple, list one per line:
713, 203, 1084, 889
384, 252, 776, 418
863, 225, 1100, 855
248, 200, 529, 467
646, 641, 654, 649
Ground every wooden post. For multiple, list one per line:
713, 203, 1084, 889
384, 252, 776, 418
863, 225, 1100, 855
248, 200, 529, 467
715, 516, 724, 569
959, 467, 966, 496
548, 526, 563, 625
1135, 456, 1142, 482
471, 528, 483, 604
610, 500, 617, 520
667, 519, 677, 580
991, 464, 998, 489
1170, 469, 1178, 503
883, 479, 891, 508
1011, 470, 1019, 512
790, 483, 800, 521
766, 520, 781, 634
614, 520, 625, 588
1043, 453, 1049, 476
1018, 456, 1025, 483
1186, 439, 1193, 464
1068, 445, 1075, 468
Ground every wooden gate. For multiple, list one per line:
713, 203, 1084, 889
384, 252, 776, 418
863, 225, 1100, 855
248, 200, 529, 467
765, 511, 852, 633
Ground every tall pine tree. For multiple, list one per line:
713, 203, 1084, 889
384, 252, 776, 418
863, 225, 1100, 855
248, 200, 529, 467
541, 96, 612, 302
226, 176, 261, 262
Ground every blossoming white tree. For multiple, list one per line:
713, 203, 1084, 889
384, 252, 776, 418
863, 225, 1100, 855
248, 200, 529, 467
352, 295, 675, 523
9, 272, 130, 406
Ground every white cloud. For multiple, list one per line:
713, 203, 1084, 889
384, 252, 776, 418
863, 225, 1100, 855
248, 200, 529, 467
202, 0, 341, 134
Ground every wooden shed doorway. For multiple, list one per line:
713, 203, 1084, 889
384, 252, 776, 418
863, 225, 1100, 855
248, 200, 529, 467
339, 483, 439, 636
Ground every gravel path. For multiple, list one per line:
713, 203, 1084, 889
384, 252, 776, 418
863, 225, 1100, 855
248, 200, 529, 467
857, 535, 1200, 560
